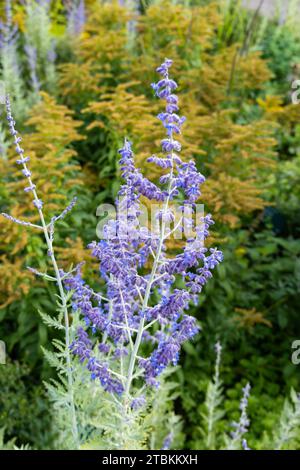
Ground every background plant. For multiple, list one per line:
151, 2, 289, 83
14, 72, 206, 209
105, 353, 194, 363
0, 0, 299, 449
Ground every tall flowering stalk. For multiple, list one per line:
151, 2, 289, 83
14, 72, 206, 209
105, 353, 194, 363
66, 0, 86, 36
204, 342, 224, 449
0, 0, 25, 118
24, 0, 56, 93
65, 59, 223, 447
24, 43, 40, 94
226, 383, 251, 450
1, 97, 79, 448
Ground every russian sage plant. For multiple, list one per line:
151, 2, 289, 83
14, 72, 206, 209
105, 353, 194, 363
2, 59, 223, 449
66, 0, 86, 36
202, 342, 225, 450
63, 58, 223, 447
24, 0, 56, 93
1, 97, 79, 448
0, 0, 25, 119
200, 343, 252, 450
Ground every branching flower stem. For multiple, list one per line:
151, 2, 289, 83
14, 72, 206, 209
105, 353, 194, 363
2, 96, 79, 449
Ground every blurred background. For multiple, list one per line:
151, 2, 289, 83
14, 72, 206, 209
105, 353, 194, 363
0, 0, 299, 449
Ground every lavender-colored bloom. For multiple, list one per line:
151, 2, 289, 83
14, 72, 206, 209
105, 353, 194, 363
52, 197, 77, 222
24, 184, 36, 193
24, 43, 40, 93
1, 212, 41, 229
0, 0, 18, 49
64, 59, 222, 396
66, 0, 86, 36
87, 358, 123, 395
70, 326, 92, 361
22, 168, 31, 177
230, 383, 251, 446
205, 248, 224, 269
33, 199, 43, 210
47, 40, 57, 64
161, 432, 173, 450
99, 343, 110, 354
131, 395, 146, 410
242, 439, 251, 450
16, 156, 30, 164
5, 96, 46, 211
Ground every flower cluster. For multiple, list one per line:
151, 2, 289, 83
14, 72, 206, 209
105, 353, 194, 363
230, 383, 251, 449
0, 0, 17, 49
2, 95, 78, 235
66, 59, 223, 401
67, 0, 86, 36
24, 43, 40, 93
5, 96, 43, 208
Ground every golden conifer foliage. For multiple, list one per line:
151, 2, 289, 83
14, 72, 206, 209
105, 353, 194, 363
186, 112, 278, 226
258, 95, 300, 129
78, 1, 132, 64
134, 1, 219, 74
59, 1, 132, 103
0, 93, 87, 307
83, 82, 160, 154
59, 62, 102, 104
58, 0, 279, 232
78, 80, 158, 182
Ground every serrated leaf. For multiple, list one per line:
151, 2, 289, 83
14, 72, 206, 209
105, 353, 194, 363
39, 310, 65, 330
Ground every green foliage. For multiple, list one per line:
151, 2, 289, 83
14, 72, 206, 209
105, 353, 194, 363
145, 369, 184, 450
181, 344, 300, 450
0, 360, 55, 449
0, 427, 16, 450
180, 220, 300, 448
260, 21, 300, 95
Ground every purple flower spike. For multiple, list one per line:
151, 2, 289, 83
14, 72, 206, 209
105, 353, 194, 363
62, 59, 222, 399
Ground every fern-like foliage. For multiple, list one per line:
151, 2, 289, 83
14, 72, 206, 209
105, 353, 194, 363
0, 427, 16, 450
200, 343, 225, 450
195, 344, 300, 450
272, 389, 300, 450
0, 427, 30, 450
